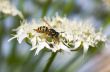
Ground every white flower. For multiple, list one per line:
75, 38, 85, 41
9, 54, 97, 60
9, 15, 106, 55
0, 0, 23, 18
46, 41, 71, 53
69, 20, 106, 54
9, 18, 71, 55
32, 41, 50, 55
8, 25, 28, 43
46, 15, 106, 54
8, 20, 39, 43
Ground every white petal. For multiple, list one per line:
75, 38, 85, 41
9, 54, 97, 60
83, 42, 89, 54
59, 42, 71, 52
8, 35, 17, 42
16, 28, 28, 43
66, 34, 73, 41
43, 42, 50, 48
35, 42, 50, 55
30, 45, 37, 50
53, 49, 57, 52
51, 48, 57, 52
17, 33, 27, 44
37, 37, 42, 41
74, 41, 81, 49
35, 45, 44, 55
31, 36, 36, 47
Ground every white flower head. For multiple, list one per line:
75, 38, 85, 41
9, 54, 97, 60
45, 16, 106, 54
69, 19, 106, 54
9, 15, 106, 55
0, 0, 23, 19
8, 18, 72, 55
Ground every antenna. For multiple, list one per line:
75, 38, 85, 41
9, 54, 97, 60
42, 18, 52, 28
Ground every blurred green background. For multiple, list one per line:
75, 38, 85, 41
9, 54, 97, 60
0, 0, 110, 72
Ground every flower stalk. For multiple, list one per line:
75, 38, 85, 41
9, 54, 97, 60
43, 52, 57, 72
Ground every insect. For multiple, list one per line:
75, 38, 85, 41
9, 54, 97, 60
34, 19, 60, 43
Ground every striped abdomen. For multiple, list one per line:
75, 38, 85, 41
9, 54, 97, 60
34, 26, 49, 33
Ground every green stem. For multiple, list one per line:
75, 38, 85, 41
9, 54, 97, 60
43, 52, 57, 72
41, 0, 52, 17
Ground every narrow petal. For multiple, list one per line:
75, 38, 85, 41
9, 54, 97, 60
51, 49, 57, 52
35, 41, 50, 55
59, 42, 71, 52
17, 33, 27, 44
16, 28, 28, 43
83, 42, 89, 54
8, 35, 17, 42
30, 45, 37, 50
35, 46, 44, 55
43, 42, 50, 48
74, 41, 81, 49
30, 36, 36, 47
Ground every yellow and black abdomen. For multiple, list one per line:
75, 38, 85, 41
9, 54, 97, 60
34, 26, 49, 33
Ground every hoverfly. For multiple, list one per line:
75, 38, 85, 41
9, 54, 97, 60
34, 18, 61, 43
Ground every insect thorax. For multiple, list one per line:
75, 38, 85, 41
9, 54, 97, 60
48, 29, 59, 38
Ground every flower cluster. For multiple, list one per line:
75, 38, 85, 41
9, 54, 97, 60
8, 15, 106, 55
66, 20, 106, 53
8, 19, 71, 55
0, 0, 23, 18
